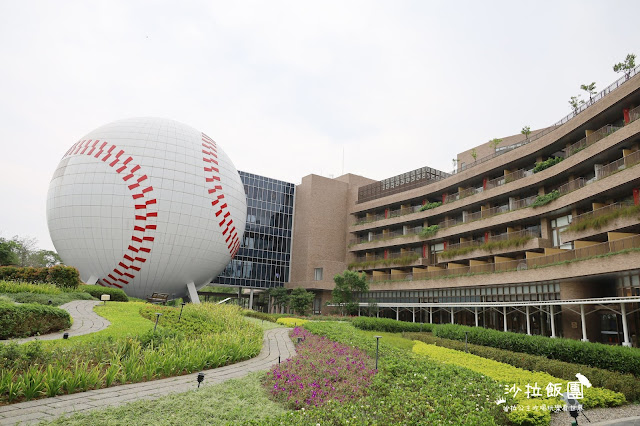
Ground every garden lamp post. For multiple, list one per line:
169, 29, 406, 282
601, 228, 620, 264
374, 335, 382, 370
197, 372, 205, 388
178, 302, 186, 321
154, 312, 162, 332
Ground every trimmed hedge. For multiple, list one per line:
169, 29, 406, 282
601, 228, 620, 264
433, 323, 640, 377
0, 266, 80, 289
1, 292, 95, 306
81, 285, 129, 302
243, 311, 289, 323
352, 316, 434, 333
406, 332, 640, 402
0, 302, 71, 339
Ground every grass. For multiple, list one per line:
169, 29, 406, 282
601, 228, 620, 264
0, 291, 95, 306
565, 203, 640, 233
439, 235, 532, 260
43, 372, 285, 425
348, 253, 419, 270
243, 316, 285, 330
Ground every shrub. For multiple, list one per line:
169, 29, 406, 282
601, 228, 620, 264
0, 280, 62, 295
275, 317, 309, 327
348, 253, 419, 270
533, 157, 563, 173
419, 201, 442, 211
353, 316, 433, 333
46, 265, 81, 289
413, 341, 625, 425
531, 190, 560, 208
0, 266, 80, 289
81, 285, 129, 302
406, 332, 640, 402
0, 302, 71, 339
433, 323, 640, 377
565, 203, 640, 233
243, 310, 289, 323
419, 225, 439, 238
439, 235, 533, 260
1, 292, 94, 306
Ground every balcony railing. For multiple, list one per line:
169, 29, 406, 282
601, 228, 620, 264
597, 150, 640, 180
568, 201, 634, 230
630, 105, 640, 123
557, 177, 586, 195
564, 124, 621, 157
488, 228, 541, 243
353, 251, 421, 265
367, 234, 640, 282
485, 169, 530, 190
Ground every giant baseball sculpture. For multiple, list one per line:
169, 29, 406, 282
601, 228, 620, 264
46, 117, 247, 301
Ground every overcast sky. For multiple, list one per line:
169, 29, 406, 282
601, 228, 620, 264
1, 0, 638, 251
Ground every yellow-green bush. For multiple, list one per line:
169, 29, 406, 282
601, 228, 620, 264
412, 341, 625, 425
276, 317, 308, 327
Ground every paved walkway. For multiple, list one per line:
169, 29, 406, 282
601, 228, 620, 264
0, 327, 295, 425
2, 300, 110, 344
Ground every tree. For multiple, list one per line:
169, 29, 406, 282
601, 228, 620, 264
452, 158, 458, 170
289, 287, 314, 316
488, 138, 502, 152
268, 287, 289, 313
569, 95, 584, 115
613, 53, 636, 80
580, 82, 597, 102
332, 270, 368, 315
10, 235, 38, 267
521, 126, 531, 141
27, 250, 62, 267
0, 238, 19, 266
470, 148, 477, 161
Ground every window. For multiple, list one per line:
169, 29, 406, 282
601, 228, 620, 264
551, 214, 573, 249
314, 268, 323, 281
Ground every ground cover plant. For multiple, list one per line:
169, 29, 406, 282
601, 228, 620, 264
0, 302, 262, 404
0, 291, 95, 306
0, 280, 64, 295
80, 284, 129, 301
43, 372, 286, 426
434, 323, 640, 376
406, 331, 640, 402
265, 327, 376, 409
413, 341, 625, 425
438, 235, 533, 260
565, 203, 640, 232
257, 321, 512, 425
275, 317, 308, 327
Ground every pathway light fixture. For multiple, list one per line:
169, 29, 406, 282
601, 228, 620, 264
374, 335, 382, 370
197, 372, 205, 388
154, 312, 163, 332
63, 332, 69, 339
178, 302, 186, 321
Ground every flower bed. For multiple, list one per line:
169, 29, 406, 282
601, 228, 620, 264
275, 317, 309, 327
413, 341, 625, 425
265, 327, 375, 409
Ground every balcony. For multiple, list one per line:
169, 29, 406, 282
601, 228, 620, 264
349, 252, 423, 271
561, 202, 640, 243
436, 229, 550, 263
564, 124, 622, 157
367, 234, 640, 284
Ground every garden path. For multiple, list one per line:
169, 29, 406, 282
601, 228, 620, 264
2, 300, 110, 344
0, 327, 295, 425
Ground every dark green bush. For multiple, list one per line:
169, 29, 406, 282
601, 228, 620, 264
46, 265, 80, 289
352, 316, 434, 333
0, 265, 80, 289
533, 156, 563, 173
1, 292, 94, 306
433, 323, 640, 377
419, 201, 442, 211
0, 302, 71, 339
531, 190, 560, 207
81, 285, 129, 302
406, 332, 640, 402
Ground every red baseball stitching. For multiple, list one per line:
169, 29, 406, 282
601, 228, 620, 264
202, 133, 240, 258
62, 139, 158, 288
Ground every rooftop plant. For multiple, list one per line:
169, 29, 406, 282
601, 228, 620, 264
419, 224, 439, 238
531, 190, 560, 208
419, 201, 442, 211
533, 156, 563, 173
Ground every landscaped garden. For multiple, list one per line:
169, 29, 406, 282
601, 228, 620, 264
2, 269, 639, 425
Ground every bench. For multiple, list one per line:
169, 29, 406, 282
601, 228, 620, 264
146, 292, 169, 305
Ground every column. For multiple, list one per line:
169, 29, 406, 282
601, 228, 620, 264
580, 304, 588, 342
621, 303, 632, 347
248, 289, 254, 310
412, 308, 416, 323
451, 308, 454, 324
186, 282, 201, 304
429, 307, 433, 323
503, 306, 507, 332
550, 305, 556, 338
526, 305, 531, 335
474, 307, 479, 327
396, 308, 399, 321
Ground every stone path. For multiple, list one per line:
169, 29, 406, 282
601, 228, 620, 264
2, 300, 110, 344
0, 327, 295, 425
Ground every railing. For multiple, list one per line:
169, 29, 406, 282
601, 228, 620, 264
437, 218, 460, 229
630, 105, 640, 123
443, 239, 483, 252
349, 226, 423, 246
511, 195, 538, 210
564, 124, 621, 157
353, 251, 421, 264
357, 166, 450, 204
485, 169, 529, 190
568, 201, 633, 229
487, 228, 541, 243
367, 234, 640, 283
557, 177, 586, 195
597, 150, 640, 180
